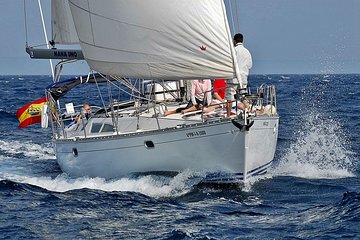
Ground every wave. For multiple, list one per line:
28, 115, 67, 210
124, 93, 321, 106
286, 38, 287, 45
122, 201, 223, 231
280, 75, 291, 80
0, 110, 16, 120
0, 140, 55, 160
0, 170, 208, 198
322, 191, 360, 228
0, 179, 47, 193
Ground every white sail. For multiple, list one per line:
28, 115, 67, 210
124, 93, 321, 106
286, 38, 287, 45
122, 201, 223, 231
68, 0, 235, 80
52, 0, 79, 44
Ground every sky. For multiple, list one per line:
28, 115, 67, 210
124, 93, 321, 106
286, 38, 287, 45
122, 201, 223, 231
0, 0, 360, 75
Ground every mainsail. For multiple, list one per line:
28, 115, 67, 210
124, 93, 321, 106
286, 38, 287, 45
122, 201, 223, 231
51, 0, 79, 44
68, 0, 236, 80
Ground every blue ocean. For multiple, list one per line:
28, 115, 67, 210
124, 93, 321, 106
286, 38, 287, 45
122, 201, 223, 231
0, 74, 359, 239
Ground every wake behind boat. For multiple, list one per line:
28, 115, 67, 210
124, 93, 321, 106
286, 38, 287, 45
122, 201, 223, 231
22, 0, 279, 183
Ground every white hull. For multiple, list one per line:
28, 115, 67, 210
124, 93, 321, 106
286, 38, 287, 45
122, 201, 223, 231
55, 116, 279, 182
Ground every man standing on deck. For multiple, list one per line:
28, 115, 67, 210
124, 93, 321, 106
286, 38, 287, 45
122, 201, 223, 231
226, 33, 253, 117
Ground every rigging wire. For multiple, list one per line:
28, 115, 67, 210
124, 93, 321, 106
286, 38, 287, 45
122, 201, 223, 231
97, 73, 147, 101
227, 0, 236, 35
23, 0, 28, 46
37, 0, 55, 81
92, 72, 108, 111
234, 0, 240, 33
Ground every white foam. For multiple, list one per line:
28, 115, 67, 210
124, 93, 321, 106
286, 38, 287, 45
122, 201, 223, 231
0, 140, 55, 160
0, 155, 11, 161
273, 112, 355, 179
1, 170, 205, 198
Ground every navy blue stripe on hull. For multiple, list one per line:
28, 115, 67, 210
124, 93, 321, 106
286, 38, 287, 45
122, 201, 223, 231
203, 160, 273, 183
246, 160, 273, 178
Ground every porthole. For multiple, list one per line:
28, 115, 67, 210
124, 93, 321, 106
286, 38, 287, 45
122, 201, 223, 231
144, 141, 155, 149
72, 147, 78, 157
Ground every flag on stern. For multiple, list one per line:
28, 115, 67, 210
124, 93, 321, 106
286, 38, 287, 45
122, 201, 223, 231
16, 97, 47, 128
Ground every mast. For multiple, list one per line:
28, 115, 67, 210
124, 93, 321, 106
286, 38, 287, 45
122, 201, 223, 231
37, 0, 55, 81
221, 0, 243, 89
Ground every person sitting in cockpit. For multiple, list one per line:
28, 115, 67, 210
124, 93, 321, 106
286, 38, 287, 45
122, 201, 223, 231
67, 103, 92, 129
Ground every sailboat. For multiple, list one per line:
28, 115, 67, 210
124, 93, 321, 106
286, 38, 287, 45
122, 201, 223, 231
26, 0, 279, 183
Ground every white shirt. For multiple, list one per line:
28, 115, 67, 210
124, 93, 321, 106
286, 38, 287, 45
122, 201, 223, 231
234, 43, 252, 87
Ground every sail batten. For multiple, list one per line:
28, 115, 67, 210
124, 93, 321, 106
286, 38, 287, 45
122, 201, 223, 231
68, 0, 235, 79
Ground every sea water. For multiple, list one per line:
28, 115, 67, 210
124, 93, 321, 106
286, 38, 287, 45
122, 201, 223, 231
0, 74, 359, 239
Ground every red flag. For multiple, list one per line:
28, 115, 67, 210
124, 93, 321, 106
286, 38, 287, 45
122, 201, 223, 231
16, 97, 47, 128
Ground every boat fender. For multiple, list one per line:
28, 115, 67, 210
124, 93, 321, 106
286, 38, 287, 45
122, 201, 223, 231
231, 119, 254, 131
41, 103, 49, 128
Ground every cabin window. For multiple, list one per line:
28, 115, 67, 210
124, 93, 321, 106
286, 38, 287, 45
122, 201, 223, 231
91, 123, 102, 133
101, 124, 113, 133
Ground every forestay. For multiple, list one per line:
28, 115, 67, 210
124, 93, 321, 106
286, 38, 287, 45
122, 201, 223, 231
68, 0, 236, 80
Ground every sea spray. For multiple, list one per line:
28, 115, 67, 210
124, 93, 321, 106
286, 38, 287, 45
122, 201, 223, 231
274, 113, 354, 178
274, 75, 356, 179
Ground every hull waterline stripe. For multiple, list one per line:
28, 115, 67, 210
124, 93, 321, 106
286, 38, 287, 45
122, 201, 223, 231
203, 160, 273, 182
247, 160, 273, 175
